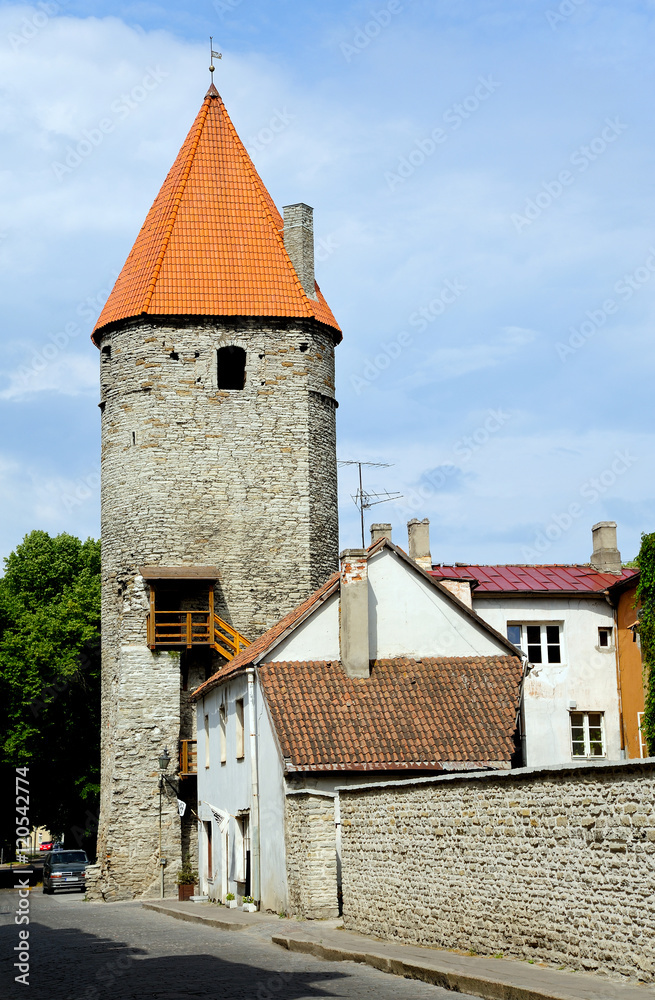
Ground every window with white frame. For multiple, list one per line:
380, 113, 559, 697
507, 623, 562, 663
598, 626, 613, 648
570, 711, 605, 758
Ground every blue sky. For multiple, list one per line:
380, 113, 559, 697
1, 0, 653, 566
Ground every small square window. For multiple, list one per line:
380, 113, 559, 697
598, 627, 612, 648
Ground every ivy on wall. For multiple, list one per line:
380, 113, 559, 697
636, 532, 655, 755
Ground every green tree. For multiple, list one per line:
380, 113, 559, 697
636, 531, 655, 756
0, 531, 101, 858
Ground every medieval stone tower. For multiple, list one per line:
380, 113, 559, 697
90, 84, 341, 899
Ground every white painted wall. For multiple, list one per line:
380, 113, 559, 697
270, 592, 340, 662
195, 674, 288, 911
475, 596, 621, 767
270, 549, 510, 664
367, 549, 509, 659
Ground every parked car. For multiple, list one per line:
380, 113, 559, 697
42, 850, 88, 894
39, 841, 54, 852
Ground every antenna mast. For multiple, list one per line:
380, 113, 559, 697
338, 461, 402, 547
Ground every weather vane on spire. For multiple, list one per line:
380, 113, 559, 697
209, 37, 222, 84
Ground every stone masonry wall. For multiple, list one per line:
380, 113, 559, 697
339, 762, 655, 982
96, 314, 339, 898
285, 793, 339, 919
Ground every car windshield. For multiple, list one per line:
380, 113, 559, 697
51, 851, 87, 865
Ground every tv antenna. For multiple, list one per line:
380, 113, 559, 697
338, 460, 402, 547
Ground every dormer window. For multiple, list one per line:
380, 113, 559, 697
217, 346, 246, 390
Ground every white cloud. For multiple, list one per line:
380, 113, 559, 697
0, 353, 97, 400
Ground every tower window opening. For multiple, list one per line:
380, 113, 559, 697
169, 351, 179, 360
299, 342, 308, 352
217, 346, 246, 390
132, 431, 136, 445
102, 345, 111, 358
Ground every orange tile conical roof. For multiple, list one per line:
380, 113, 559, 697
92, 85, 340, 341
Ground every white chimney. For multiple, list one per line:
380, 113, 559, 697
590, 521, 622, 575
407, 518, 432, 571
370, 523, 392, 544
339, 549, 370, 679
283, 203, 317, 299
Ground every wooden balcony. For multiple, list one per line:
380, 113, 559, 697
179, 740, 197, 777
145, 576, 250, 661
147, 610, 249, 660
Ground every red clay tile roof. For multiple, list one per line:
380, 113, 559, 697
430, 565, 637, 594
259, 656, 523, 771
92, 85, 340, 340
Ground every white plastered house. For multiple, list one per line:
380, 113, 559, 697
191, 537, 524, 916
426, 520, 638, 767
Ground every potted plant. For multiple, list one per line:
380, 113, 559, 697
225, 892, 238, 908
176, 856, 198, 901
242, 895, 257, 913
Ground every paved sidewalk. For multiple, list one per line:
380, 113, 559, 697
143, 900, 655, 1000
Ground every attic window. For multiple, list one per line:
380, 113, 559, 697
217, 346, 246, 390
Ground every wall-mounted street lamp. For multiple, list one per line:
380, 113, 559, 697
158, 748, 170, 898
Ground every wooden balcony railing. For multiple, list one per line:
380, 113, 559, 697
179, 739, 197, 777
147, 610, 249, 661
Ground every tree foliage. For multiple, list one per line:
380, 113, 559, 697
0, 531, 101, 856
636, 531, 655, 756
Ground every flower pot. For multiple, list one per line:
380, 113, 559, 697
226, 899, 238, 908
242, 902, 257, 912
178, 883, 195, 901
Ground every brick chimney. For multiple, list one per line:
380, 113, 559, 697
407, 518, 432, 571
370, 523, 392, 544
283, 203, 317, 300
339, 549, 370, 678
590, 521, 622, 575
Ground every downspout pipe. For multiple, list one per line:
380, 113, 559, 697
246, 667, 261, 903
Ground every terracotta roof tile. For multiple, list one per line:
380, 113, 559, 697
259, 656, 523, 771
93, 85, 340, 339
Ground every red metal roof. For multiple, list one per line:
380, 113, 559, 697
430, 565, 638, 594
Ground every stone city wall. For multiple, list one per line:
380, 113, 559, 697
285, 792, 339, 919
339, 761, 655, 982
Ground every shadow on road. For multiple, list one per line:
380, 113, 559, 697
1, 919, 350, 999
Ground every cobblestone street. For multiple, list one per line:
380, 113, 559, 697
0, 890, 479, 1000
